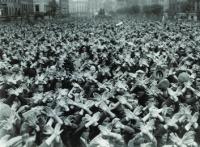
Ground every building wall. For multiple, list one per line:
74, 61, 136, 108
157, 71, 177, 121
59, 0, 69, 15
69, 0, 105, 15
188, 0, 200, 12
88, 0, 103, 14
0, 0, 33, 16
127, 0, 169, 12
116, 0, 127, 10
142, 0, 169, 10
20, 0, 33, 15
0, 0, 69, 17
103, 0, 117, 12
0, 0, 19, 16
33, 0, 49, 13
69, 0, 90, 15
169, 0, 200, 14
159, 0, 169, 11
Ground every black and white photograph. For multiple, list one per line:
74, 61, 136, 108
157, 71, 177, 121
0, 0, 200, 146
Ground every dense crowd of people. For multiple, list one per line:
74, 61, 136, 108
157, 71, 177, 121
0, 16, 200, 147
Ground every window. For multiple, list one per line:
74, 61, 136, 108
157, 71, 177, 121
35, 4, 39, 12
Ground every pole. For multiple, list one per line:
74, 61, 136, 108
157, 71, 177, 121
76, 0, 77, 16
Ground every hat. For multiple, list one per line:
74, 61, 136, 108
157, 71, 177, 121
157, 79, 170, 90
178, 72, 190, 83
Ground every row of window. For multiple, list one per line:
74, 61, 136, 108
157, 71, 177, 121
0, 0, 18, 3
0, 0, 33, 4
0, 4, 33, 16
170, 1, 200, 12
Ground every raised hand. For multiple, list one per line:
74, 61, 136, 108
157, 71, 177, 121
44, 123, 63, 146
84, 112, 101, 128
124, 106, 142, 121
169, 131, 197, 147
185, 112, 199, 131
142, 106, 164, 122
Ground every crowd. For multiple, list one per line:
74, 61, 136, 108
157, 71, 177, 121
0, 16, 200, 147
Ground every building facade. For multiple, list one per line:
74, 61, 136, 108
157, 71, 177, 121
20, 0, 33, 15
0, 0, 69, 17
59, 0, 69, 15
123, 0, 169, 12
69, 0, 88, 15
69, 0, 115, 16
116, 0, 127, 10
33, 0, 49, 14
0, 0, 21, 16
0, 0, 33, 17
103, 0, 117, 12
33, 0, 69, 16
168, 0, 186, 14
140, 0, 169, 11
169, 0, 200, 14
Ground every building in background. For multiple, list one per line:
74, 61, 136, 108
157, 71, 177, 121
88, 0, 104, 14
0, 3, 7, 16
115, 0, 127, 10
20, 0, 34, 15
69, 0, 101, 16
169, 0, 200, 13
0, 0, 20, 16
168, 0, 186, 14
168, 0, 200, 20
69, 0, 115, 16
59, 0, 69, 15
119, 0, 169, 12
140, 0, 169, 11
33, 0, 69, 16
69, 0, 89, 16
33, 0, 50, 14
103, 0, 117, 12
0, 0, 33, 17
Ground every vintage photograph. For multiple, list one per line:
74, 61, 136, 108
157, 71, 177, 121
0, 0, 200, 147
